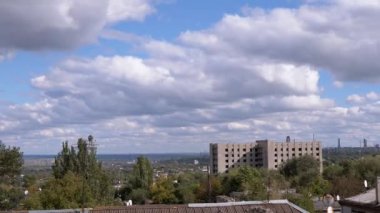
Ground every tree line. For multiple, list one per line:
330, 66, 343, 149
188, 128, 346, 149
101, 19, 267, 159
0, 137, 379, 212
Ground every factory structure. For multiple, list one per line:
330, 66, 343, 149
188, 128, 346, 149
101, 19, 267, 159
209, 137, 322, 174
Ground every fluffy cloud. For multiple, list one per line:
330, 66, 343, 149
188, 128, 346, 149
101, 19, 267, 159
179, 0, 380, 82
0, 46, 331, 153
107, 0, 155, 23
25, 54, 327, 124
0, 0, 155, 50
3, 0, 380, 153
347, 92, 380, 105
347, 94, 366, 104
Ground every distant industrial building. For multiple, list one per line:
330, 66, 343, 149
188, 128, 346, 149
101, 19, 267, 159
209, 137, 322, 174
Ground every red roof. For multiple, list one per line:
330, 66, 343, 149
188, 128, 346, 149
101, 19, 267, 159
91, 200, 307, 213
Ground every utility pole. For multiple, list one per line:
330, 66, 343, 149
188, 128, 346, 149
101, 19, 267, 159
207, 165, 211, 203
81, 140, 88, 213
267, 174, 271, 201
81, 158, 86, 212
82, 135, 96, 212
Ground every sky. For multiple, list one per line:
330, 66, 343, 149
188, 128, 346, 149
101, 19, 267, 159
1, 0, 380, 154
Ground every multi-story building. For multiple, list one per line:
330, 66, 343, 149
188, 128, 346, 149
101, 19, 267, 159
209, 138, 322, 174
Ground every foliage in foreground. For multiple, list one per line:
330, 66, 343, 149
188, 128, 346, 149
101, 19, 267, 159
25, 136, 113, 209
0, 141, 23, 210
5, 137, 380, 211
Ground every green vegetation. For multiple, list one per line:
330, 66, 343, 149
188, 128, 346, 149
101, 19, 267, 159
280, 155, 319, 188
0, 141, 23, 210
288, 191, 315, 213
24, 136, 113, 209
151, 177, 178, 204
221, 166, 267, 200
4, 137, 380, 211
323, 147, 380, 162
322, 155, 380, 197
115, 156, 324, 213
119, 156, 154, 204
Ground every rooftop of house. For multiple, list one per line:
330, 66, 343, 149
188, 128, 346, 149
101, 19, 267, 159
344, 188, 377, 205
91, 200, 307, 213
4, 200, 308, 213
339, 188, 380, 211
5, 200, 308, 213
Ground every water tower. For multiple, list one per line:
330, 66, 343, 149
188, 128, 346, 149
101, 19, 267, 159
88, 135, 97, 154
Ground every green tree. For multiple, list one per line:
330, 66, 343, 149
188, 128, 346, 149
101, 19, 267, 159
151, 177, 178, 204
52, 141, 77, 179
0, 141, 23, 210
280, 155, 320, 189
120, 156, 153, 204
261, 170, 289, 199
38, 136, 113, 209
195, 175, 222, 202
329, 175, 363, 197
0, 142, 23, 177
22, 181, 43, 210
129, 156, 153, 190
175, 173, 201, 203
288, 190, 315, 212
39, 172, 88, 209
221, 166, 266, 200
323, 164, 344, 181
311, 176, 331, 198
352, 155, 380, 185
22, 175, 37, 188
129, 188, 149, 205
23, 192, 43, 210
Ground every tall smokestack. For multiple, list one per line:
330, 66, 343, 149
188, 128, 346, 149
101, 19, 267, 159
338, 138, 341, 149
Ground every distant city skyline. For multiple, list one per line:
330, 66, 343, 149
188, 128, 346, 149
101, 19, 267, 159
1, 0, 380, 154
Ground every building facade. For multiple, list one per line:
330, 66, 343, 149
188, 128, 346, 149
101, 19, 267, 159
210, 139, 322, 174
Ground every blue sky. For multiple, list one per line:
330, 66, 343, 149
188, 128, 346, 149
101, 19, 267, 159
1, 0, 380, 154
112, 0, 304, 39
